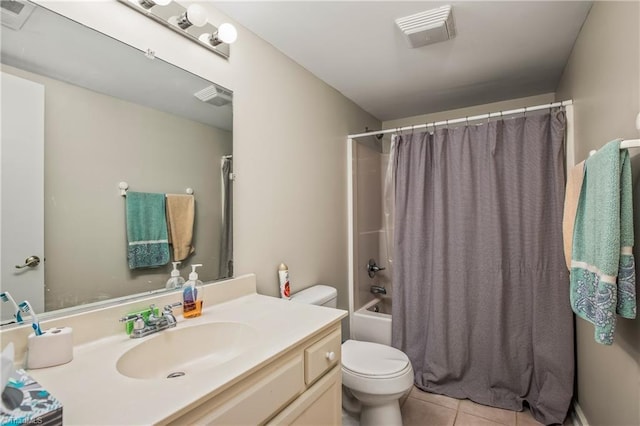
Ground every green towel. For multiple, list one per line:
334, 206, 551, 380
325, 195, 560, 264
570, 140, 636, 345
126, 191, 170, 269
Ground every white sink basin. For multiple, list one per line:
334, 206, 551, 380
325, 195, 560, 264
116, 322, 259, 380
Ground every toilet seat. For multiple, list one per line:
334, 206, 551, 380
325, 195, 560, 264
341, 340, 414, 395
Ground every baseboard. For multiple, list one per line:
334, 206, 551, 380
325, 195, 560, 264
571, 400, 589, 426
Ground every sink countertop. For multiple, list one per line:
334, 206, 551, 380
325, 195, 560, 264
26, 294, 347, 425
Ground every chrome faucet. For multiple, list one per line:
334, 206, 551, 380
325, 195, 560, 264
119, 302, 182, 338
370, 285, 387, 295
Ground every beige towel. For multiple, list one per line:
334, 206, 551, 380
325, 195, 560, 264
562, 161, 585, 270
166, 194, 195, 261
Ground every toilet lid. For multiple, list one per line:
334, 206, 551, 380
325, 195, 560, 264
342, 340, 410, 377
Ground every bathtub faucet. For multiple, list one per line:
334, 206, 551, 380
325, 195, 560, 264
370, 285, 387, 295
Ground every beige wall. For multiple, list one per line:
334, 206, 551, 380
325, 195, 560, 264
556, 2, 640, 425
2, 64, 232, 310
36, 2, 380, 328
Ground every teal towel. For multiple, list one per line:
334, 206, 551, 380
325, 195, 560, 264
570, 140, 636, 345
126, 192, 170, 269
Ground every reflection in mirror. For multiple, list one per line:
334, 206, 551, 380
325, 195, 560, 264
0, 1, 233, 324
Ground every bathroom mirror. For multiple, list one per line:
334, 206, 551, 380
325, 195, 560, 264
0, 1, 233, 323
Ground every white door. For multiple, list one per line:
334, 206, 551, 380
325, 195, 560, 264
0, 71, 45, 323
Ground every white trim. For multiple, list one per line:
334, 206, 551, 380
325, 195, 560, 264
346, 137, 355, 337
572, 400, 590, 426
565, 103, 576, 169
570, 260, 617, 284
348, 100, 573, 139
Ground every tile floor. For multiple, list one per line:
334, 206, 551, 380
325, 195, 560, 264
343, 386, 574, 426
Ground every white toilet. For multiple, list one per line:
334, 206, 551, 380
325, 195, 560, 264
291, 285, 414, 426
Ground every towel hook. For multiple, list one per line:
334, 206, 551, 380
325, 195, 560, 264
119, 181, 129, 196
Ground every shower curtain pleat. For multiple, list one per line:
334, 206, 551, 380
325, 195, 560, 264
391, 112, 574, 425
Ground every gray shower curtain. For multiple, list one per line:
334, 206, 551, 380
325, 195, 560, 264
391, 112, 574, 425
218, 157, 233, 279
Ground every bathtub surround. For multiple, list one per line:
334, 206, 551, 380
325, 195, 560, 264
392, 112, 573, 424
352, 298, 392, 345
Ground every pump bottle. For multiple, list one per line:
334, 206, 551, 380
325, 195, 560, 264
166, 262, 185, 289
183, 264, 203, 318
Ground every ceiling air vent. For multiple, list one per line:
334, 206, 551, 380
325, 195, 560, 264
194, 84, 233, 107
1, 0, 35, 30
395, 5, 456, 48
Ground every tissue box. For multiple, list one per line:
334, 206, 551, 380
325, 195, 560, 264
0, 369, 62, 426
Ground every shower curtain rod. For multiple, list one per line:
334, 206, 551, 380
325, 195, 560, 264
348, 100, 574, 139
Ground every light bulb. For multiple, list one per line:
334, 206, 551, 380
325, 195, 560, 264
175, 4, 208, 29
186, 4, 208, 27
217, 23, 237, 44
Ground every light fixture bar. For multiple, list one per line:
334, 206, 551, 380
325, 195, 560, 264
117, 0, 234, 59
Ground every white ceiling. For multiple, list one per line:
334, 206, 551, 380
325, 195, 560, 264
214, 1, 593, 121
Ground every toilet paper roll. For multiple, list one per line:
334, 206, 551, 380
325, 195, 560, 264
27, 327, 73, 369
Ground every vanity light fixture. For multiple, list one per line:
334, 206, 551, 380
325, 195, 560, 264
118, 0, 237, 59
138, 0, 171, 10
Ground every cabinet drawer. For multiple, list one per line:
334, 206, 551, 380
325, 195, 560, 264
304, 328, 341, 385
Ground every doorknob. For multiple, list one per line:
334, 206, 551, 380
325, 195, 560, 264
15, 256, 40, 269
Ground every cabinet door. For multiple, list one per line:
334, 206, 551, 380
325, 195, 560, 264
170, 354, 304, 425
268, 366, 342, 426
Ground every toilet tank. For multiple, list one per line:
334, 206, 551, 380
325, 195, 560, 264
290, 285, 337, 308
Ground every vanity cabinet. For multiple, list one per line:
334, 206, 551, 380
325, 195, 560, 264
167, 325, 342, 425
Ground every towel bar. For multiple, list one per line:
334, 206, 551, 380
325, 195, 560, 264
119, 181, 194, 196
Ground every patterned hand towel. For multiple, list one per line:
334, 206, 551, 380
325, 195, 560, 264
570, 140, 636, 345
165, 194, 195, 261
126, 192, 170, 269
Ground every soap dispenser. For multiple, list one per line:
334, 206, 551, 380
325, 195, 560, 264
183, 264, 203, 318
166, 262, 185, 289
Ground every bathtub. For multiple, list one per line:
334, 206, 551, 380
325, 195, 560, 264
351, 296, 392, 346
